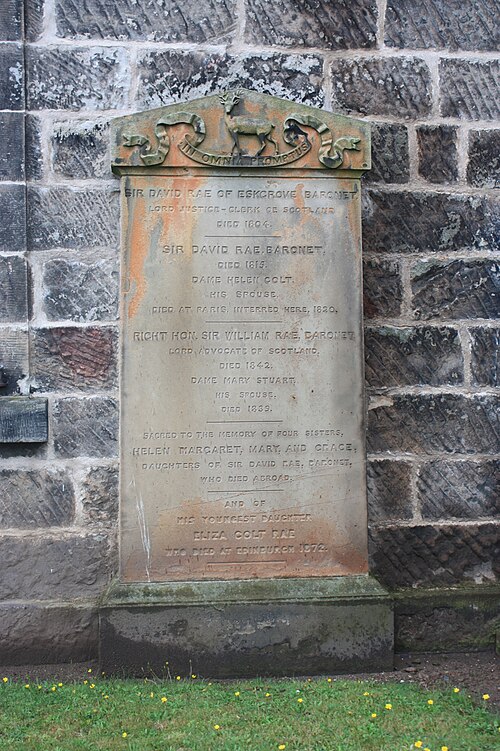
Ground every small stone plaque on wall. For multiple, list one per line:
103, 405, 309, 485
112, 89, 371, 583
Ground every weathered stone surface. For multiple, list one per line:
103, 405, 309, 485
330, 58, 432, 119
0, 533, 114, 599
385, 0, 500, 51
0, 397, 48, 442
0, 0, 23, 40
363, 191, 499, 254
31, 327, 118, 392
0, 255, 28, 322
367, 394, 500, 455
365, 123, 409, 184
136, 51, 324, 110
81, 465, 119, 524
244, 0, 377, 49
362, 259, 402, 319
27, 187, 119, 250
25, 114, 43, 180
418, 460, 500, 520
42, 255, 119, 321
365, 327, 463, 388
366, 460, 413, 522
118, 163, 368, 581
0, 43, 24, 109
395, 590, 500, 652
470, 327, 500, 386
56, 0, 236, 43
100, 577, 393, 676
0, 327, 28, 395
417, 125, 458, 184
0, 112, 24, 180
0, 469, 75, 528
0, 185, 26, 252
0, 604, 98, 664
440, 59, 500, 120
27, 47, 128, 110
369, 523, 500, 588
412, 260, 500, 320
52, 120, 110, 178
467, 130, 500, 188
25, 0, 44, 41
53, 397, 118, 458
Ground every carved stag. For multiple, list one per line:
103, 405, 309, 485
219, 90, 279, 157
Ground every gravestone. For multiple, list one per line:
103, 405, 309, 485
100, 90, 393, 676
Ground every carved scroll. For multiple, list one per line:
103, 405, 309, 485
284, 114, 361, 169
123, 112, 206, 166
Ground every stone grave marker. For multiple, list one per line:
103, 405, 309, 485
100, 89, 393, 676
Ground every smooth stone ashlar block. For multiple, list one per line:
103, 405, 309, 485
99, 576, 393, 677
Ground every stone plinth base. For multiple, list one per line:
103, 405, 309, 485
99, 576, 393, 677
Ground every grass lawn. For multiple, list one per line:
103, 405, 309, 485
0, 671, 498, 751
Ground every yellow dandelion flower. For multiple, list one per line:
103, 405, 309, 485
51, 686, 56, 692
191, 674, 197, 679
214, 724, 221, 731
385, 703, 392, 710
234, 691, 240, 696
161, 696, 167, 703
414, 742, 423, 749
2, 677, 8, 683
363, 691, 370, 696
176, 676, 181, 681
58, 682, 63, 687
265, 692, 271, 697
441, 746, 449, 751
483, 694, 490, 700
327, 678, 332, 683
88, 668, 92, 673
453, 687, 460, 693
122, 732, 127, 738
150, 692, 154, 698
424, 748, 431, 751
427, 699, 434, 705
104, 695, 109, 699
90, 684, 95, 689
37, 685, 42, 690
297, 698, 303, 704
371, 713, 377, 719
24, 684, 30, 689
83, 680, 88, 685
278, 745, 286, 750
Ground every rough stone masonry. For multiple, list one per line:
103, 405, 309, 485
0, 0, 498, 663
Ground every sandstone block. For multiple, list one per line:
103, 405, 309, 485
0, 469, 75, 528
31, 327, 118, 392
365, 326, 463, 388
53, 396, 118, 458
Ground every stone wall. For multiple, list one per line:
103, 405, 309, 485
0, 0, 498, 661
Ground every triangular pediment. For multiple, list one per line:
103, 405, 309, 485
111, 89, 370, 173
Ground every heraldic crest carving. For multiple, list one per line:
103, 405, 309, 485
122, 89, 362, 170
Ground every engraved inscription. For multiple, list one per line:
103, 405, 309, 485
120, 174, 368, 582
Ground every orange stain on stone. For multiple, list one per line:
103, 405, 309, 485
125, 194, 148, 319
